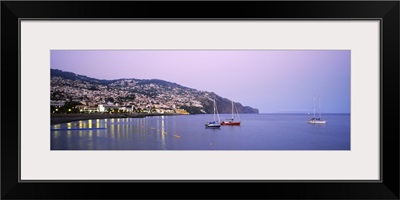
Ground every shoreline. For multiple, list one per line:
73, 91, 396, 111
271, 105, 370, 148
50, 112, 262, 125
50, 113, 185, 125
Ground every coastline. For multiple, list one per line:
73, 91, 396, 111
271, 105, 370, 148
51, 113, 185, 125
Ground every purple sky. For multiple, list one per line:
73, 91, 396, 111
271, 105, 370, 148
51, 50, 350, 113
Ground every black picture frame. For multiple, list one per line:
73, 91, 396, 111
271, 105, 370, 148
2, 1, 399, 199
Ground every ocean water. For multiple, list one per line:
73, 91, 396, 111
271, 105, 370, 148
50, 114, 350, 150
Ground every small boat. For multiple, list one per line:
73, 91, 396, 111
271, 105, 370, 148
308, 97, 326, 124
221, 100, 241, 126
205, 121, 221, 128
205, 99, 221, 128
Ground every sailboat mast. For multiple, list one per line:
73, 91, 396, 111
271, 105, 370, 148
231, 100, 234, 119
215, 99, 220, 123
313, 97, 316, 118
318, 97, 321, 118
213, 99, 216, 121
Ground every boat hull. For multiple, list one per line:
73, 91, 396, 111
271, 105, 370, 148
307, 120, 326, 124
220, 121, 241, 126
205, 124, 221, 128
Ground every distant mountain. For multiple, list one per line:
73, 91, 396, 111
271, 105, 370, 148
50, 69, 116, 85
51, 69, 259, 114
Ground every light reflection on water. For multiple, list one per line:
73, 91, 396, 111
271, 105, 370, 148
161, 116, 166, 150
50, 114, 350, 150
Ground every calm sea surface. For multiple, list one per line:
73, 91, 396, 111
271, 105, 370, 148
51, 114, 350, 150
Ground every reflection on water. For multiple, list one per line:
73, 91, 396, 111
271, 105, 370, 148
161, 116, 166, 150
51, 114, 351, 150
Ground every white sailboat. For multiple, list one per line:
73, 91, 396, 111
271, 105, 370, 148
308, 97, 326, 124
205, 99, 221, 128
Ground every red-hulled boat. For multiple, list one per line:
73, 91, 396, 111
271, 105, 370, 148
220, 100, 241, 126
221, 119, 241, 125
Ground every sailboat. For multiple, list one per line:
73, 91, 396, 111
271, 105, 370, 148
221, 100, 241, 125
205, 99, 221, 128
308, 97, 326, 124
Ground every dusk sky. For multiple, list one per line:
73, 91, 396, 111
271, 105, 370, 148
51, 50, 350, 113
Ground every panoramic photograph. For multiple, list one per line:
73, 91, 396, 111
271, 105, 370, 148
50, 50, 350, 150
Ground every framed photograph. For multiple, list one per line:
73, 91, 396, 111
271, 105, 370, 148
2, 1, 399, 199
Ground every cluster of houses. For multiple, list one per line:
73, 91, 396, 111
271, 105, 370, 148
50, 100, 189, 114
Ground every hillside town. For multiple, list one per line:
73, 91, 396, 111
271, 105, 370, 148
51, 76, 210, 115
